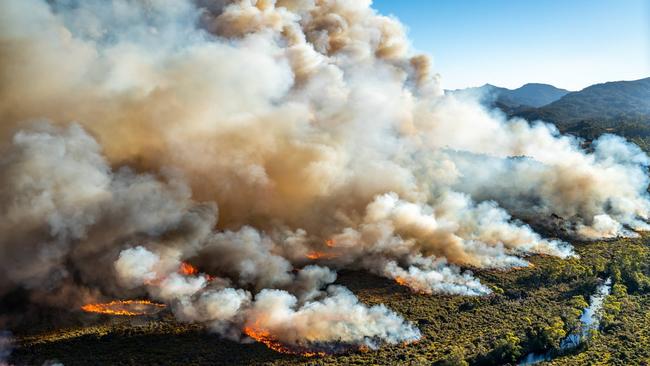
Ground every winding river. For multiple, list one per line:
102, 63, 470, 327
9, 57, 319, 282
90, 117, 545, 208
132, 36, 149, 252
518, 278, 612, 365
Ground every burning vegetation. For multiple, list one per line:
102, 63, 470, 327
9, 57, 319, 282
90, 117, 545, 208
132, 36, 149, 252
179, 262, 199, 276
243, 326, 326, 357
81, 300, 166, 316
394, 277, 409, 288
242, 321, 382, 357
305, 251, 338, 260
393, 277, 431, 295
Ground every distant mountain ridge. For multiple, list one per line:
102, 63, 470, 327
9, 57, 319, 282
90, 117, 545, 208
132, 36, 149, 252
447, 83, 571, 108
449, 77, 650, 152
515, 77, 650, 124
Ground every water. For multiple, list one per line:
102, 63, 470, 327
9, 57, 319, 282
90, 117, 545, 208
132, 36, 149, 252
518, 278, 612, 365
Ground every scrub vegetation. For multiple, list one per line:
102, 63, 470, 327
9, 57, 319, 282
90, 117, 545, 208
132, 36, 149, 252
11, 234, 650, 365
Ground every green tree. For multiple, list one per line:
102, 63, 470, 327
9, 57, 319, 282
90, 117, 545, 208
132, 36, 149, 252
542, 317, 567, 349
440, 346, 469, 366
491, 331, 522, 363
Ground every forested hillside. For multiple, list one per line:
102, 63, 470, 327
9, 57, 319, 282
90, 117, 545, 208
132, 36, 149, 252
448, 83, 570, 108
517, 78, 650, 124
511, 78, 650, 152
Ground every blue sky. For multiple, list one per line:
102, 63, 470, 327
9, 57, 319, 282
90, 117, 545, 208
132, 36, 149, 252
372, 0, 650, 90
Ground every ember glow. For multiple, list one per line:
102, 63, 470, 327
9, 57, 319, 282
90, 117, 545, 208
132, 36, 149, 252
394, 277, 408, 287
393, 277, 429, 295
81, 300, 166, 316
179, 262, 199, 276
179, 262, 217, 282
306, 252, 338, 260
243, 325, 327, 357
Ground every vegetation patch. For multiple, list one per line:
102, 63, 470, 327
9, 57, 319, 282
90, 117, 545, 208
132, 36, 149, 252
11, 234, 650, 365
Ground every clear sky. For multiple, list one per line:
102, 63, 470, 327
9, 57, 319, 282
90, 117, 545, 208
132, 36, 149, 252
372, 0, 650, 91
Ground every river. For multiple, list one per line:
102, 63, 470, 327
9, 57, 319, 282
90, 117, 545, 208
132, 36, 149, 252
518, 278, 612, 365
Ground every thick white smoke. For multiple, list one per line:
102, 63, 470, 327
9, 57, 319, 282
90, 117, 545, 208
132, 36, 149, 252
114, 246, 420, 349
1, 0, 649, 353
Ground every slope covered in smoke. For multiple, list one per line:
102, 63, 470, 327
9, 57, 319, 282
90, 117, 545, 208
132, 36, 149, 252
447, 83, 571, 108
511, 77, 650, 153
1, 0, 649, 354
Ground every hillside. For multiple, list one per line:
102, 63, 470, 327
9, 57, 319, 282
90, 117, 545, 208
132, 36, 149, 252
511, 77, 650, 151
516, 77, 650, 125
501, 83, 572, 108
448, 83, 571, 108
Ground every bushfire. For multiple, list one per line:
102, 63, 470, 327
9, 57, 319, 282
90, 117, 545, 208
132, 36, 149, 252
179, 262, 199, 276
81, 300, 166, 316
394, 276, 408, 287
82, 262, 213, 316
305, 251, 338, 260
393, 277, 431, 295
179, 261, 217, 281
243, 325, 326, 357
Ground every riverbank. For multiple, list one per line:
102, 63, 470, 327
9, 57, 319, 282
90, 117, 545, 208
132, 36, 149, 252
519, 278, 611, 365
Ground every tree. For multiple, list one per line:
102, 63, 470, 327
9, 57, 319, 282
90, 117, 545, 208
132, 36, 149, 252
490, 331, 522, 363
542, 317, 567, 350
441, 346, 469, 366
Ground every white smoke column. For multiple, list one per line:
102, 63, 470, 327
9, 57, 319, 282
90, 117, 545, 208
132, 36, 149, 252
0, 123, 200, 301
245, 286, 421, 349
114, 247, 164, 288
114, 246, 420, 349
0, 0, 647, 247
424, 100, 650, 239
323, 192, 572, 294
382, 258, 490, 296
175, 288, 252, 339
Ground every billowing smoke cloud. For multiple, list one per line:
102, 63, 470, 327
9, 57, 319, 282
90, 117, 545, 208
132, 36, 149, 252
0, 0, 649, 353
115, 246, 420, 349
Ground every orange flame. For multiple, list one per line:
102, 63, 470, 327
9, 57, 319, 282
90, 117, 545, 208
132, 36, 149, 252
81, 300, 166, 316
325, 239, 335, 248
243, 326, 325, 357
306, 251, 338, 260
394, 276, 408, 286
178, 261, 217, 281
306, 251, 325, 260
393, 277, 430, 295
179, 262, 198, 276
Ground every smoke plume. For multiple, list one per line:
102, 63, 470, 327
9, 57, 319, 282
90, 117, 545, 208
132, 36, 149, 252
1, 0, 649, 352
